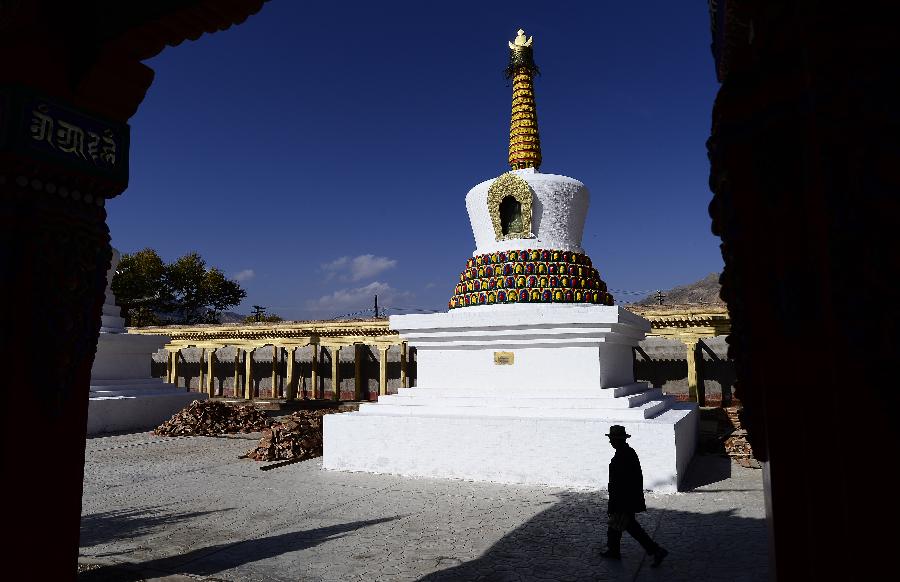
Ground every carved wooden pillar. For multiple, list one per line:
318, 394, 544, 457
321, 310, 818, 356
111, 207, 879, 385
285, 346, 297, 401
311, 344, 319, 399
708, 3, 898, 577
207, 348, 216, 396
378, 345, 389, 396
331, 345, 341, 401
197, 348, 205, 394
2, 175, 111, 581
353, 344, 363, 401
270, 346, 278, 399
682, 337, 705, 406
2, 145, 113, 580
694, 339, 706, 407
171, 349, 180, 389
244, 348, 255, 400
233, 348, 242, 398
0, 5, 269, 576
400, 342, 408, 388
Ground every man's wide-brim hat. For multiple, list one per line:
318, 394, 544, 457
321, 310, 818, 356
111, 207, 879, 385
606, 425, 630, 439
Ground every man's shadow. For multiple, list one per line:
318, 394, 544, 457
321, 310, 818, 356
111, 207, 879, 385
416, 491, 766, 581
79, 515, 401, 581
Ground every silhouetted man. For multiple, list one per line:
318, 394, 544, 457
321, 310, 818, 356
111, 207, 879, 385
599, 425, 668, 567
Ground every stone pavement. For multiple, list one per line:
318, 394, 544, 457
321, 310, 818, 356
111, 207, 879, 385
79, 431, 768, 581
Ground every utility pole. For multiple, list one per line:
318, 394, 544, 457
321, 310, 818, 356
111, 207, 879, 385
251, 305, 266, 322
655, 290, 665, 306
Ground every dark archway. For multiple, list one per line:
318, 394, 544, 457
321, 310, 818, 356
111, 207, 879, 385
499, 195, 523, 235
709, 2, 898, 579
0, 2, 269, 578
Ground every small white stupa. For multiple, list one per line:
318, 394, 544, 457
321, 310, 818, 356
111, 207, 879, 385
323, 30, 697, 491
87, 247, 203, 434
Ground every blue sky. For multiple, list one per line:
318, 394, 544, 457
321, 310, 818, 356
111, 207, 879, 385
107, 1, 723, 320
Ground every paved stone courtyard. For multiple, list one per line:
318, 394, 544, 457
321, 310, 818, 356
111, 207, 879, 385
79, 431, 768, 581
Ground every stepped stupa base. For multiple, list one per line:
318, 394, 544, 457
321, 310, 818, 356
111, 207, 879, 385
323, 304, 698, 492
87, 332, 204, 435
88, 378, 202, 435
324, 399, 696, 492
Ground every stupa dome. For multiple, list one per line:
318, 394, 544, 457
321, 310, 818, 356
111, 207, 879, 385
465, 167, 589, 256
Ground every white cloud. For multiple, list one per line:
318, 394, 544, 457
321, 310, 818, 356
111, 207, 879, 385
231, 269, 255, 282
321, 254, 397, 282
305, 281, 412, 314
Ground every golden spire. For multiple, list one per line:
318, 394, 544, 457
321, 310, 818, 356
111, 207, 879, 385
506, 28, 541, 170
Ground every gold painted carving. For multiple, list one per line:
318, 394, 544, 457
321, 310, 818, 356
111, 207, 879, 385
487, 172, 533, 241
494, 351, 515, 365
29, 104, 117, 165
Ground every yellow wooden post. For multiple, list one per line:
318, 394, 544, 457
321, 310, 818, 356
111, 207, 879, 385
694, 338, 707, 406
399, 342, 407, 388
331, 345, 341, 401
233, 348, 241, 399
285, 346, 296, 401
684, 337, 700, 403
171, 349, 180, 389
378, 345, 389, 396
354, 344, 363, 401
244, 348, 254, 400
311, 345, 319, 399
207, 347, 215, 397
270, 346, 279, 399
197, 348, 205, 395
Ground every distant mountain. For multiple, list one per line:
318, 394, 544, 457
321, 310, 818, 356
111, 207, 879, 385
632, 272, 723, 306
218, 311, 247, 323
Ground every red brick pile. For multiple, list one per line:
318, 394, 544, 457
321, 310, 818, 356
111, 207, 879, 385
244, 409, 350, 462
153, 400, 272, 436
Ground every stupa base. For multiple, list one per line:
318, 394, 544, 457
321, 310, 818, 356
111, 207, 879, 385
87, 378, 204, 435
323, 304, 698, 492
87, 332, 203, 435
323, 402, 697, 492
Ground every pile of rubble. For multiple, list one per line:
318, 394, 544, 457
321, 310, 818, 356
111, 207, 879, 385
153, 400, 272, 436
722, 406, 757, 465
724, 431, 753, 458
244, 409, 347, 462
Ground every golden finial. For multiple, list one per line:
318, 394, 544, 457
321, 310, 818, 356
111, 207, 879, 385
508, 29, 533, 49
506, 29, 541, 171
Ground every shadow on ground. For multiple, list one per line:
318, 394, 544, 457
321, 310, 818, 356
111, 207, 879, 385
679, 453, 733, 490
81, 506, 232, 548
79, 516, 401, 581
78, 457, 763, 581
416, 492, 766, 582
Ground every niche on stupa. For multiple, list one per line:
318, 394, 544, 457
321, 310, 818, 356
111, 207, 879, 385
488, 172, 533, 240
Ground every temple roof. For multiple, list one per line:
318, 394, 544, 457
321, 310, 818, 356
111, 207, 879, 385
94, 0, 268, 58
127, 317, 398, 343
1, 1, 269, 121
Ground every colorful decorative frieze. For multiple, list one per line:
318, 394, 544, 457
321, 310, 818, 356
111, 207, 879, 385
448, 249, 614, 309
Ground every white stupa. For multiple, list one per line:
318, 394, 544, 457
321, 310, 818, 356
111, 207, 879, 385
87, 247, 203, 434
323, 30, 697, 492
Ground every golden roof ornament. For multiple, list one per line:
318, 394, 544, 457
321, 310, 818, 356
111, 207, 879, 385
508, 29, 533, 49
505, 28, 541, 171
